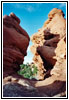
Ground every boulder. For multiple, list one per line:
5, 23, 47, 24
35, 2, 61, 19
3, 83, 48, 97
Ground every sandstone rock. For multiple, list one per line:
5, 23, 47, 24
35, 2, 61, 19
51, 36, 66, 79
3, 8, 66, 97
30, 8, 66, 81
48, 8, 64, 19
3, 13, 30, 77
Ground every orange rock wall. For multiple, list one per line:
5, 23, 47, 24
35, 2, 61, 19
30, 8, 66, 80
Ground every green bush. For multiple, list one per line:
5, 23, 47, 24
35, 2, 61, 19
17, 63, 38, 79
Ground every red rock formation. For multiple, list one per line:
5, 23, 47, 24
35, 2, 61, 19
3, 9, 66, 97
30, 8, 66, 97
30, 8, 66, 80
3, 13, 30, 77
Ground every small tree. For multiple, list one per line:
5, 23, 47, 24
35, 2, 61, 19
17, 63, 38, 79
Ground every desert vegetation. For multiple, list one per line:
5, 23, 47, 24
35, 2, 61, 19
18, 63, 38, 80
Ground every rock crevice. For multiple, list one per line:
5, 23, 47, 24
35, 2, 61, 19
30, 8, 66, 80
3, 8, 66, 97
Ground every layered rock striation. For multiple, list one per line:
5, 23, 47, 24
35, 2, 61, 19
3, 13, 30, 77
30, 8, 66, 80
3, 9, 66, 97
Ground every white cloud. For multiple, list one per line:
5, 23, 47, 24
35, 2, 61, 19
27, 42, 33, 52
10, 3, 42, 12
26, 5, 34, 12
27, 46, 30, 52
24, 56, 33, 64
59, 3, 66, 8
23, 44, 34, 64
10, 3, 35, 12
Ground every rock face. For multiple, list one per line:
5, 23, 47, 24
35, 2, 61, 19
3, 9, 66, 97
30, 8, 66, 80
3, 13, 30, 77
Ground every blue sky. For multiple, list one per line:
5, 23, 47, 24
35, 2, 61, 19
3, 2, 66, 64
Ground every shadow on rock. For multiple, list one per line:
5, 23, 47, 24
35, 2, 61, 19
36, 80, 66, 97
3, 83, 48, 97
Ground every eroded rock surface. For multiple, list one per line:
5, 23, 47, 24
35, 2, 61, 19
3, 13, 30, 78
3, 9, 66, 97
30, 8, 66, 80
